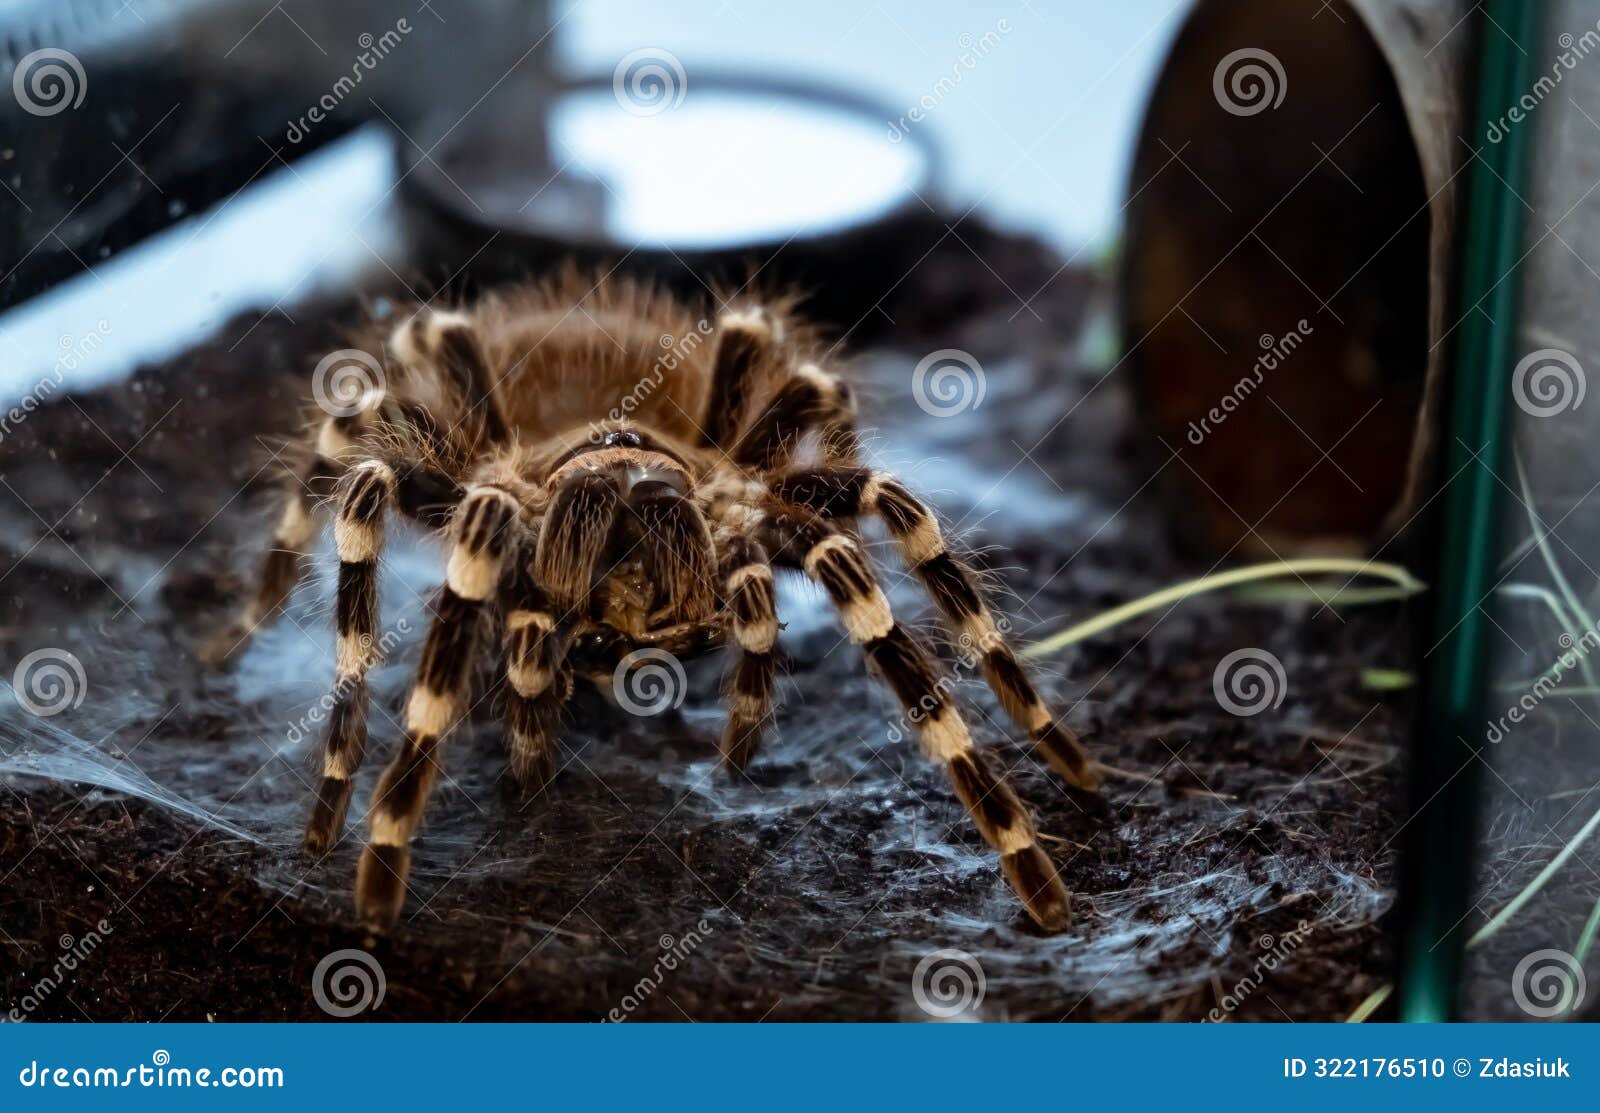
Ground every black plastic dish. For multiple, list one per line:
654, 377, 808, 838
393, 70, 946, 329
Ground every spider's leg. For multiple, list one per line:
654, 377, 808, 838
200, 445, 340, 664
300, 459, 404, 854
715, 534, 779, 769
500, 553, 573, 792
355, 483, 521, 930
731, 362, 854, 471
764, 511, 1071, 931
772, 467, 1101, 791
701, 306, 782, 450
389, 308, 508, 447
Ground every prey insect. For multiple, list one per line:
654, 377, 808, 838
207, 274, 1102, 932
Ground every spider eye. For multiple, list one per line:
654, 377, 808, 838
604, 430, 643, 448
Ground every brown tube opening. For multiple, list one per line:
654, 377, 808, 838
1121, 0, 1432, 556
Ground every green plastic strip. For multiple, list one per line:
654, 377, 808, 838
1396, 0, 1539, 1022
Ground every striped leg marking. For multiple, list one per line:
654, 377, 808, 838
732, 362, 854, 471
354, 486, 518, 930
773, 466, 1101, 791
304, 460, 395, 854
781, 516, 1071, 931
391, 309, 508, 446
703, 306, 782, 450
718, 535, 778, 769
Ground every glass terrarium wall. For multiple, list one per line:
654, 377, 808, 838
1461, 0, 1600, 1022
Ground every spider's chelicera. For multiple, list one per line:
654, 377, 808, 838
206, 275, 1102, 932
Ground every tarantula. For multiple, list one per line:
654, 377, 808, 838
206, 274, 1102, 933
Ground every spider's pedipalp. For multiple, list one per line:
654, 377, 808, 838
772, 465, 1102, 791
535, 470, 622, 611
501, 553, 572, 792
764, 510, 1072, 932
630, 481, 718, 624
716, 534, 778, 769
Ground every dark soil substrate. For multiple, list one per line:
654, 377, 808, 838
0, 223, 1410, 1021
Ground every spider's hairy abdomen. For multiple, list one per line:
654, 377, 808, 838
474, 274, 717, 445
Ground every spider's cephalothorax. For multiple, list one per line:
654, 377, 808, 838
207, 275, 1103, 932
